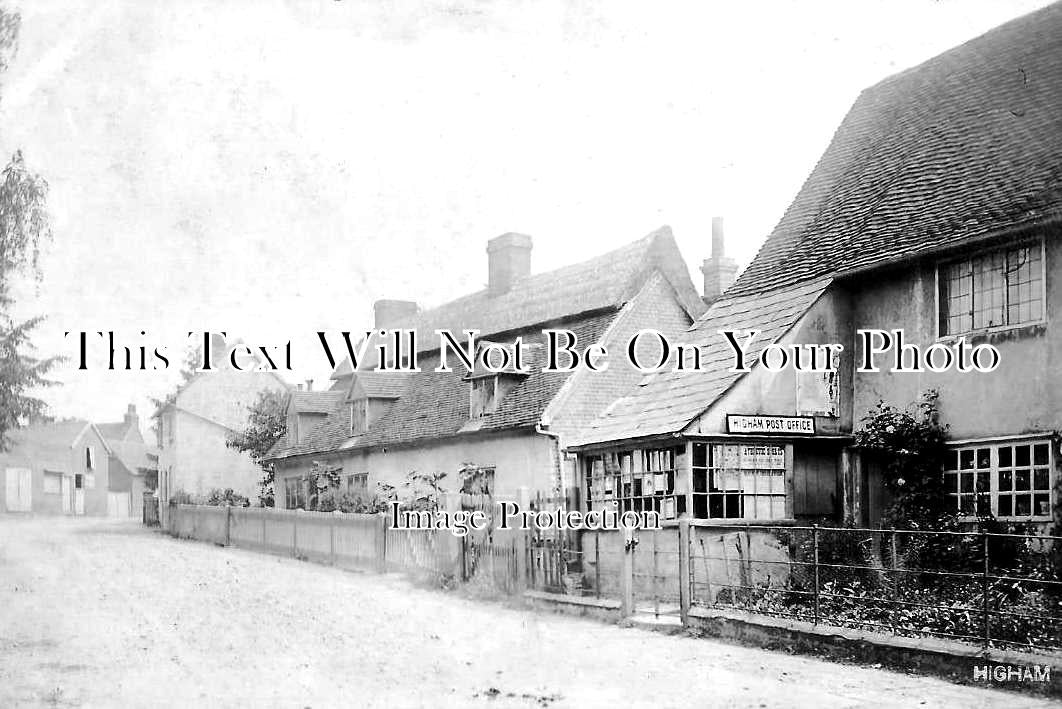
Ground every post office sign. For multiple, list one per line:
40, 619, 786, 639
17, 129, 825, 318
726, 414, 815, 435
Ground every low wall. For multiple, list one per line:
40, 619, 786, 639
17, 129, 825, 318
687, 606, 1062, 699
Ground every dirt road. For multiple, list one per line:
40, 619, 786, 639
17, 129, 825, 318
0, 517, 1053, 707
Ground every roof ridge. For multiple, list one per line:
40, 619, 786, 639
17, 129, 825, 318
401, 227, 664, 325
868, 1, 1060, 94
726, 4, 1062, 298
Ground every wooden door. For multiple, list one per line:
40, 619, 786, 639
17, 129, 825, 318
107, 492, 129, 519
4, 467, 32, 512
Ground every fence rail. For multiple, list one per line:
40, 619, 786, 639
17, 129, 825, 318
687, 523, 1062, 653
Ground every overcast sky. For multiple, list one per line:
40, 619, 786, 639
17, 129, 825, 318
2, 0, 1052, 432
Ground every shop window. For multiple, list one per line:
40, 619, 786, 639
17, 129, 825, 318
944, 440, 1053, 520
938, 240, 1044, 335
692, 442, 787, 521
584, 447, 684, 520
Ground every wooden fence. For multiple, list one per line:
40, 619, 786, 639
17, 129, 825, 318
167, 504, 456, 581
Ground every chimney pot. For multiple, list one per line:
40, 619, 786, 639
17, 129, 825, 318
305, 379, 313, 391
373, 299, 419, 329
711, 217, 726, 260
487, 232, 533, 296
701, 217, 739, 306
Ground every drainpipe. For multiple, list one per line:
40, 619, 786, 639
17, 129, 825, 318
535, 422, 565, 507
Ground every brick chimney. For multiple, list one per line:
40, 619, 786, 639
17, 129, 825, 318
373, 299, 419, 329
700, 217, 738, 305
123, 403, 139, 431
487, 232, 532, 296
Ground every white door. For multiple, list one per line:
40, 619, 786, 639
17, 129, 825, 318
4, 467, 32, 512
74, 474, 85, 515
106, 492, 129, 519
60, 476, 72, 514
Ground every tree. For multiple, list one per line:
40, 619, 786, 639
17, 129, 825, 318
226, 389, 288, 506
0, 9, 56, 450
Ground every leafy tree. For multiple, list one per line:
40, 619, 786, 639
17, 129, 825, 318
226, 388, 288, 506
0, 8, 56, 450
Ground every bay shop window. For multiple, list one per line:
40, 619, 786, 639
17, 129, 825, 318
583, 441, 790, 522
585, 446, 684, 520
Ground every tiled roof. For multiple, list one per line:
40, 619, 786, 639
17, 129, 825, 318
96, 421, 132, 440
329, 225, 705, 377
1, 420, 109, 469
267, 312, 615, 460
352, 371, 413, 399
728, 3, 1062, 297
108, 440, 159, 476
290, 390, 345, 414
574, 279, 832, 446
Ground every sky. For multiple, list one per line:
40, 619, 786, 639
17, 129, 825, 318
1, 0, 1053, 433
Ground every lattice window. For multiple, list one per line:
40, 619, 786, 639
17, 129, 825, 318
346, 473, 368, 498
939, 241, 1044, 335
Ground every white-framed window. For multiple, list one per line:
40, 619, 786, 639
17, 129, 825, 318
944, 439, 1054, 520
938, 239, 1045, 336
43, 472, 62, 494
345, 473, 368, 498
692, 442, 788, 521
283, 477, 305, 510
85, 446, 96, 470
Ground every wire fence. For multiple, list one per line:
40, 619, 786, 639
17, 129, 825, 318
688, 523, 1062, 653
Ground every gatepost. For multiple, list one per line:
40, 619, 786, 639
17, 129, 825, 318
621, 523, 636, 617
375, 511, 388, 573
516, 486, 530, 590
443, 491, 463, 579
678, 518, 691, 626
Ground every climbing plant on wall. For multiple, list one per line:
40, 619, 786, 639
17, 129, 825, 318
854, 389, 952, 529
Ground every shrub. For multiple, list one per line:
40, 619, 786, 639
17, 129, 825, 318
204, 488, 250, 507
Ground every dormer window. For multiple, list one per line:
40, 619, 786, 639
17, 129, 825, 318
470, 376, 499, 418
463, 340, 535, 421
350, 398, 368, 434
